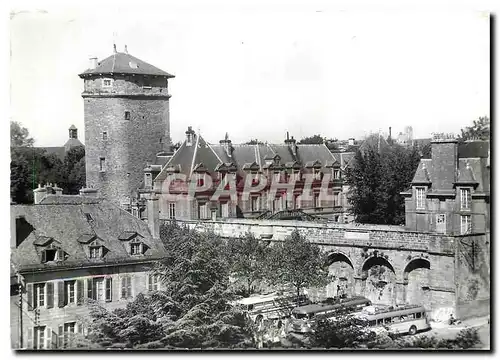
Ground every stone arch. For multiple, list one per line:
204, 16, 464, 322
323, 252, 355, 299
403, 258, 431, 308
360, 256, 397, 306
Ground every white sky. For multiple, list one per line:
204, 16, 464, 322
9, 3, 490, 147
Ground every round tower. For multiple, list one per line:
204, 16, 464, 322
78, 44, 174, 207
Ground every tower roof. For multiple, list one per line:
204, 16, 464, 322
69, 124, 77, 130
79, 51, 175, 78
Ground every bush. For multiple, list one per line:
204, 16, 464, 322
396, 327, 481, 349
454, 328, 480, 349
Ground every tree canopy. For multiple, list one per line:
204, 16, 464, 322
298, 134, 325, 144
459, 116, 490, 141
11, 121, 34, 147
344, 143, 421, 225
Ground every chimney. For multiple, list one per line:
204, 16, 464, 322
285, 133, 297, 156
185, 126, 195, 146
79, 187, 99, 197
33, 184, 47, 204
146, 193, 160, 238
53, 184, 63, 196
89, 57, 98, 70
389, 127, 392, 139
69, 125, 78, 139
219, 133, 233, 157
431, 133, 458, 190
113, 43, 117, 54
124, 45, 128, 54
348, 138, 355, 146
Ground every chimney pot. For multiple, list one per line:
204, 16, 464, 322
89, 57, 98, 70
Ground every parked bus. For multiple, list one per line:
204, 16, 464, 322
234, 292, 309, 324
286, 295, 372, 334
355, 304, 431, 335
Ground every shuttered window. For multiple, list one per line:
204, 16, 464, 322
105, 277, 112, 302
46, 282, 54, 308
148, 274, 160, 292
121, 276, 132, 299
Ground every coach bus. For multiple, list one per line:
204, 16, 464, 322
286, 296, 372, 334
355, 304, 431, 335
234, 292, 309, 324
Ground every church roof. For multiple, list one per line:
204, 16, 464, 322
79, 51, 174, 78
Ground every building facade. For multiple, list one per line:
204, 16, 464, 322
78, 45, 174, 208
140, 128, 351, 229
10, 185, 166, 349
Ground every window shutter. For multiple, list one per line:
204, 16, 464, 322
27, 327, 33, 349
57, 281, 65, 308
26, 283, 33, 311
45, 327, 52, 349
41, 250, 47, 263
147, 274, 152, 292
127, 276, 132, 298
58, 325, 64, 349
121, 277, 126, 299
76, 280, 84, 305
51, 327, 58, 349
87, 278, 93, 300
56, 249, 64, 261
105, 277, 112, 302
46, 282, 54, 309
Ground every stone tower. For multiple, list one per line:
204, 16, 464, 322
78, 45, 174, 207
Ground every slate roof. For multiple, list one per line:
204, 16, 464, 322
458, 140, 489, 159
11, 197, 166, 273
40, 147, 67, 160
154, 130, 337, 182
79, 52, 174, 78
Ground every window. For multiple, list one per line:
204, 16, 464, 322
102, 78, 113, 87
169, 203, 176, 219
314, 169, 321, 180
148, 274, 160, 292
461, 215, 472, 235
313, 193, 320, 208
384, 317, 392, 324
66, 281, 76, 304
273, 198, 280, 212
130, 243, 142, 255
415, 187, 426, 209
251, 197, 259, 212
416, 312, 422, 319
34, 326, 46, 349
121, 276, 132, 299
436, 214, 446, 234
34, 283, 45, 308
99, 157, 106, 172
460, 188, 471, 210
102, 131, 108, 141
221, 202, 229, 218
63, 322, 76, 348
333, 169, 340, 179
198, 203, 209, 219
89, 246, 102, 259
295, 194, 301, 209
87, 277, 111, 302
333, 192, 340, 207
291, 171, 300, 182
274, 172, 280, 183
42, 249, 58, 262
85, 213, 93, 222
124, 111, 131, 120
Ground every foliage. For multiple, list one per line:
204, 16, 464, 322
395, 328, 481, 349
11, 121, 34, 147
344, 143, 421, 225
227, 232, 269, 296
266, 230, 331, 305
61, 146, 86, 194
459, 116, 490, 142
298, 134, 324, 144
87, 223, 255, 349
245, 139, 264, 145
307, 315, 377, 348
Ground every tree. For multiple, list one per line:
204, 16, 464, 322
298, 134, 325, 144
228, 232, 269, 296
459, 116, 490, 141
307, 315, 377, 348
11, 121, 34, 147
345, 143, 421, 225
87, 223, 255, 349
245, 139, 264, 145
266, 230, 331, 306
62, 146, 86, 194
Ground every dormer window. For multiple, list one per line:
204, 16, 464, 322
291, 170, 301, 182
274, 172, 281, 183
41, 248, 64, 263
89, 246, 103, 259
460, 188, 471, 210
313, 168, 322, 180
130, 241, 144, 256
85, 213, 93, 222
333, 169, 340, 180
102, 78, 113, 88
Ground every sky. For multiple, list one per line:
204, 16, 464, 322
9, 4, 490, 147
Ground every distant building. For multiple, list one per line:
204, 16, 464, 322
40, 125, 84, 160
10, 185, 165, 349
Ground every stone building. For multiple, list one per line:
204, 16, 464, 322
10, 185, 166, 349
139, 128, 350, 230
78, 45, 175, 208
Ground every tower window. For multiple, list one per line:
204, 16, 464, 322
102, 131, 108, 141
100, 157, 106, 172
124, 111, 131, 120
102, 78, 113, 88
